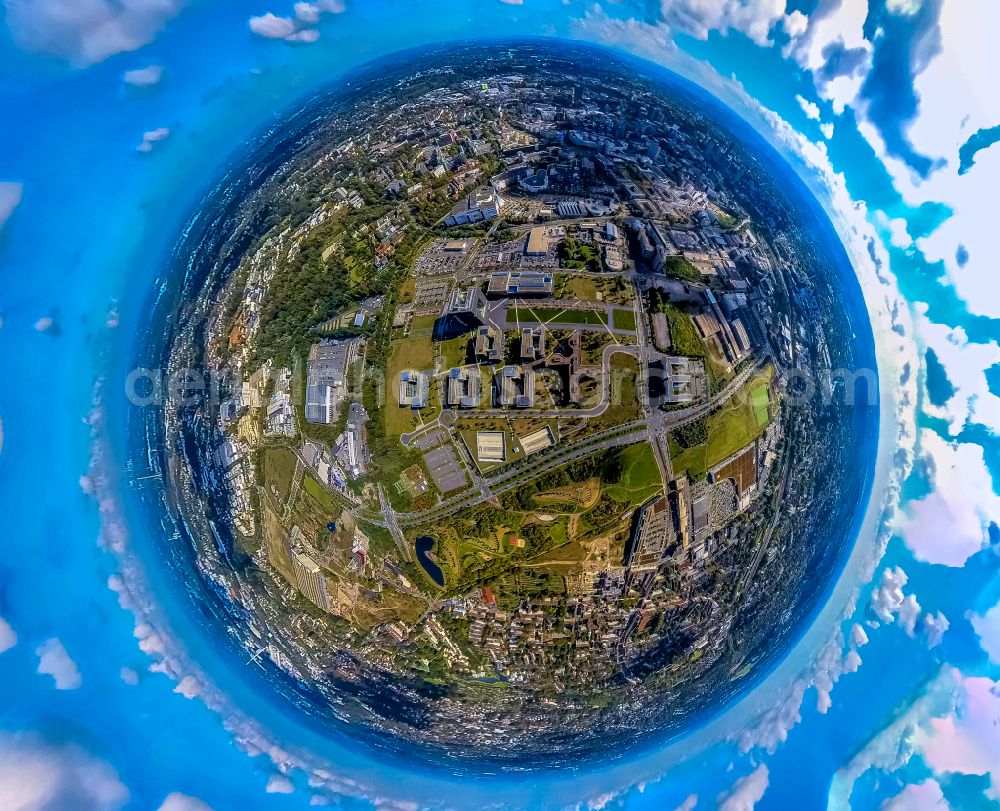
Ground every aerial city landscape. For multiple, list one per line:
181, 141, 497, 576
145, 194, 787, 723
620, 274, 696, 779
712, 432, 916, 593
145, 42, 874, 763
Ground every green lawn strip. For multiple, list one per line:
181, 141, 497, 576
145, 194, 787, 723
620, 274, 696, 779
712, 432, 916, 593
263, 447, 298, 504
385, 332, 436, 440
669, 367, 775, 480
511, 306, 608, 327
440, 332, 472, 368
610, 308, 637, 331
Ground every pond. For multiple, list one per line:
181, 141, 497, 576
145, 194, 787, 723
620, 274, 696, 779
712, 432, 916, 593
415, 536, 445, 587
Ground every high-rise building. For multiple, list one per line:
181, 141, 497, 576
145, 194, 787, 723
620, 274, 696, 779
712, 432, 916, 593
292, 551, 330, 612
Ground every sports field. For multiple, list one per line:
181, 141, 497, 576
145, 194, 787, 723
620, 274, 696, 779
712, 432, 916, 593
670, 366, 775, 480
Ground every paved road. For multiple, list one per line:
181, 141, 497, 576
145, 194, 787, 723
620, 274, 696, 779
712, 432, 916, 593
396, 422, 648, 525
377, 483, 411, 561
393, 353, 769, 527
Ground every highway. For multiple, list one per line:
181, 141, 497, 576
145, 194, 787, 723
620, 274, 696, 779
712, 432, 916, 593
396, 422, 649, 525
393, 351, 769, 527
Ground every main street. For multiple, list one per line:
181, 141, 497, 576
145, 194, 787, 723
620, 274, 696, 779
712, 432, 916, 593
393, 351, 770, 527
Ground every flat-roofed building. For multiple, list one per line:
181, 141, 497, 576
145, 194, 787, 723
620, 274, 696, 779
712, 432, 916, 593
443, 188, 503, 227
292, 550, 330, 611
656, 355, 703, 404
446, 366, 482, 408
486, 271, 554, 298
305, 341, 353, 425
474, 325, 505, 363
476, 431, 506, 463
624, 495, 671, 571
520, 326, 545, 361
731, 318, 752, 355
443, 239, 467, 252
398, 369, 429, 409
519, 426, 555, 455
524, 226, 550, 256
494, 365, 535, 408
692, 310, 722, 338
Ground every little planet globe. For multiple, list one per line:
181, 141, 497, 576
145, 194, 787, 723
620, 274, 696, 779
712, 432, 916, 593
134, 39, 877, 767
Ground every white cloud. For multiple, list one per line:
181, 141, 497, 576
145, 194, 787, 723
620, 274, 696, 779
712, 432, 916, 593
718, 765, 769, 811
285, 28, 320, 43
36, 638, 82, 690
898, 594, 922, 637
873, 210, 913, 248
886, 0, 922, 15
784, 0, 872, 114
851, 623, 869, 647
137, 127, 170, 153
572, 11, 678, 64
123, 64, 163, 87
0, 616, 16, 654
158, 792, 214, 811
820, 121, 834, 139
795, 94, 820, 120
499, 0, 525, 4
266, 775, 295, 794
782, 10, 807, 38
673, 795, 698, 811
174, 675, 201, 699
830, 667, 958, 807
881, 779, 948, 810
4, 0, 185, 67
869, 566, 912, 625
575, 0, 787, 50
249, 0, 342, 42
845, 0, 1000, 323
737, 630, 867, 750
918, 671, 1000, 798
120, 666, 139, 685
248, 13, 299, 39
816, 637, 862, 714
293, 1, 321, 22
922, 611, 950, 648
0, 182, 23, 233
970, 602, 1000, 665
657, 0, 788, 47
899, 430, 1000, 566
915, 306, 1000, 436
0, 733, 128, 810
34, 316, 55, 334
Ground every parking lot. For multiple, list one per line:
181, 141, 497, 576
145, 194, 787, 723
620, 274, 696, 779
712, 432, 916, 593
413, 277, 451, 306
414, 238, 477, 277
423, 442, 468, 494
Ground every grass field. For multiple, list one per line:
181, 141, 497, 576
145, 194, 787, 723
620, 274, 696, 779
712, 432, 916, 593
670, 366, 775, 480
302, 475, 342, 517
263, 447, 298, 507
557, 275, 633, 306
663, 303, 708, 357
385, 329, 436, 440
611, 308, 637, 331
409, 314, 438, 335
603, 442, 662, 504
439, 331, 471, 369
562, 276, 600, 301
510, 306, 608, 327
409, 444, 650, 596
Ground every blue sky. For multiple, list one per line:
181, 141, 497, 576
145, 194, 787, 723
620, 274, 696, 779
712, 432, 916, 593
0, 1, 999, 809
